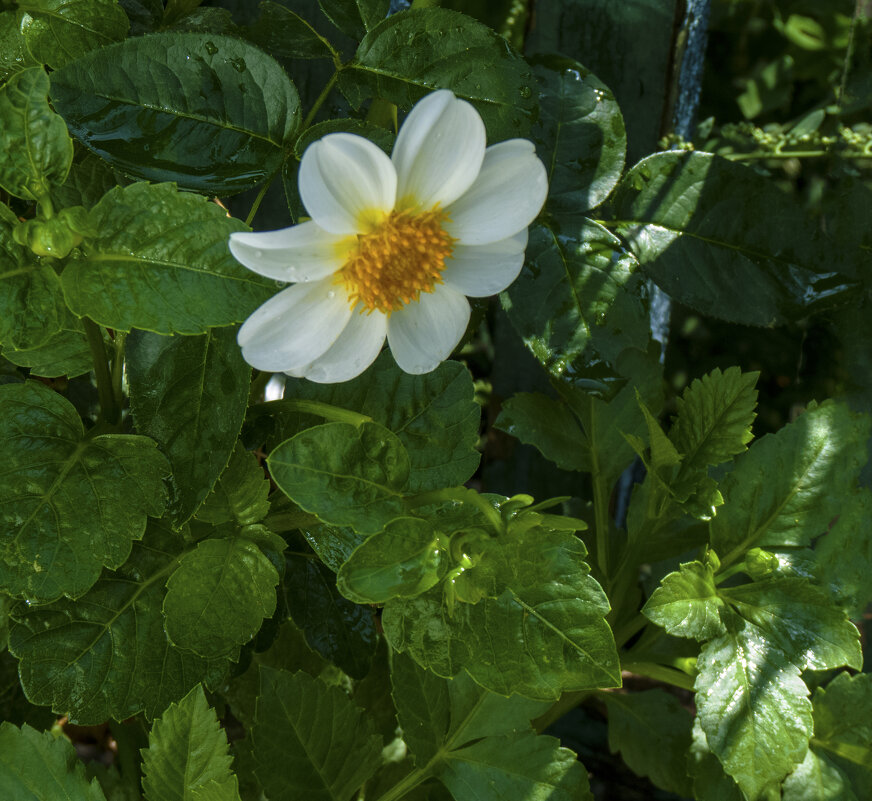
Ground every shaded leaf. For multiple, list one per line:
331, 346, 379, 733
781, 747, 859, 801
319, 0, 388, 40
687, 716, 743, 801
642, 560, 726, 641
294, 118, 395, 160
390, 650, 449, 764
247, 2, 336, 60
195, 442, 270, 528
1, 306, 92, 378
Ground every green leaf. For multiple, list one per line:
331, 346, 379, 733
0, 12, 39, 86
338, 517, 445, 604
18, 0, 129, 69
268, 421, 410, 535
127, 327, 251, 525
721, 577, 862, 671
294, 118, 395, 160
50, 33, 301, 194
8, 520, 231, 724
781, 747, 859, 801
142, 684, 240, 801
247, 1, 336, 60
530, 55, 626, 213
163, 534, 280, 659
711, 401, 870, 566
195, 442, 270, 528
437, 731, 592, 801
61, 182, 273, 334
340, 8, 536, 140
603, 689, 693, 796
0, 722, 107, 801
1, 306, 92, 378
695, 616, 812, 799
503, 216, 649, 373
0, 67, 72, 200
642, 560, 726, 641
383, 526, 620, 700
282, 548, 376, 679
687, 716, 743, 801
50, 150, 118, 211
319, 0, 388, 39
390, 651, 450, 764
612, 151, 860, 325
0, 381, 169, 601
251, 667, 383, 801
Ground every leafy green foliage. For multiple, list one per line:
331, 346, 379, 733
642, 560, 726, 641
50, 33, 301, 194
142, 684, 240, 801
0, 381, 169, 601
246, 2, 337, 61
0, 12, 39, 86
319, 0, 388, 40
195, 442, 270, 528
0, 306, 92, 378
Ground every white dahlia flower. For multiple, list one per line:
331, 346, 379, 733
229, 89, 548, 383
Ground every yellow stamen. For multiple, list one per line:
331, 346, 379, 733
338, 208, 455, 314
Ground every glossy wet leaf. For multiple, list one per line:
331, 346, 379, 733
195, 442, 270, 528
18, 0, 128, 69
642, 560, 726, 641
127, 327, 252, 525
251, 667, 382, 801
340, 7, 536, 140
319, 0, 388, 40
50, 33, 301, 194
8, 521, 230, 724
0, 381, 169, 601
530, 54, 626, 213
612, 151, 860, 326
62, 182, 274, 333
142, 684, 241, 801
163, 535, 280, 659
0, 12, 39, 86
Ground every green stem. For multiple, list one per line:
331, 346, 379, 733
301, 68, 342, 131
722, 149, 872, 161
371, 763, 431, 801
621, 661, 695, 691
406, 487, 505, 535
83, 318, 120, 426
254, 397, 372, 426
111, 331, 126, 417
715, 562, 748, 584
838, 0, 863, 111
532, 690, 592, 734
245, 175, 275, 227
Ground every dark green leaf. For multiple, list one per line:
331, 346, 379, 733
503, 216, 649, 374
163, 535, 280, 659
0, 12, 39, 86
294, 118, 395, 160
642, 560, 726, 641
603, 689, 693, 796
247, 1, 336, 60
0, 723, 106, 800
163, 0, 203, 25
0, 68, 72, 200
390, 651, 449, 764
319, 0, 388, 40
612, 151, 860, 326
695, 616, 812, 799
195, 442, 270, 528
340, 8, 536, 140
268, 421, 409, 534
50, 150, 118, 211
127, 327, 251, 525
530, 55, 626, 213
0, 245, 66, 351
301, 522, 368, 573
1, 307, 92, 378
142, 684, 240, 801
62, 182, 274, 334
251, 667, 382, 801
687, 717, 743, 801
0, 381, 169, 601
9, 520, 230, 724
50, 33, 301, 194
18, 0, 128, 69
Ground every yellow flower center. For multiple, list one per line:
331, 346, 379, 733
338, 208, 455, 314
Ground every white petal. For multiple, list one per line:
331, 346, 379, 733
299, 133, 397, 235
264, 374, 286, 401
445, 140, 548, 246
292, 309, 387, 384
237, 278, 352, 372
441, 229, 528, 297
229, 221, 351, 283
386, 284, 470, 374
392, 90, 486, 211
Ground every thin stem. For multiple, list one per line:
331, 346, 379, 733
406, 487, 505, 535
245, 176, 274, 227
371, 761, 434, 801
301, 69, 342, 131
621, 661, 696, 691
111, 331, 126, 417
254, 397, 372, 426
715, 562, 748, 585
838, 0, 863, 111
83, 318, 119, 426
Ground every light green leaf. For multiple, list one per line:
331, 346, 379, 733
0, 722, 106, 800
142, 684, 240, 801
494, 392, 590, 472
163, 535, 280, 659
642, 560, 726, 641
50, 33, 301, 194
61, 182, 274, 334
711, 400, 870, 566
247, 1, 337, 60
195, 442, 270, 528
437, 731, 592, 801
721, 577, 862, 672
268, 421, 410, 535
274, 352, 480, 493
319, 0, 388, 39
1, 306, 92, 378
782, 747, 858, 801
0, 381, 169, 601
530, 55, 626, 213
251, 667, 382, 801
613, 151, 860, 325
503, 216, 648, 374
340, 7, 536, 140
127, 327, 252, 525
18, 0, 128, 69
0, 67, 72, 200
603, 689, 693, 796
8, 520, 231, 724
695, 616, 812, 800
338, 517, 445, 604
